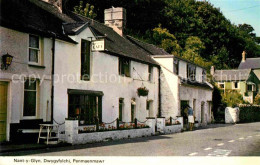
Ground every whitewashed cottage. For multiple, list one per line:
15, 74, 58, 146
0, 0, 160, 143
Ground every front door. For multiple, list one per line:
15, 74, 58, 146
0, 82, 8, 142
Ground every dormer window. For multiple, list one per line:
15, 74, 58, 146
173, 59, 179, 75
202, 70, 206, 82
187, 64, 196, 81
29, 35, 40, 64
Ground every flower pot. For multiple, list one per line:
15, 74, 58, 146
137, 87, 149, 97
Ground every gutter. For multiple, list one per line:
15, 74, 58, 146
158, 66, 162, 117
51, 33, 56, 123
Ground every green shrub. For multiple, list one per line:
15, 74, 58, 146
239, 105, 260, 123
221, 90, 245, 107
254, 94, 260, 105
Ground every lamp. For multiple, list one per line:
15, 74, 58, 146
1, 53, 13, 70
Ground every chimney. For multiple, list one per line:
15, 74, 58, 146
104, 7, 126, 36
42, 0, 62, 13
210, 66, 215, 75
242, 51, 246, 62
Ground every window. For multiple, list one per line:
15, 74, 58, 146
202, 70, 206, 82
233, 82, 238, 89
68, 94, 102, 125
173, 59, 179, 75
23, 79, 37, 117
148, 65, 153, 81
247, 84, 256, 91
146, 100, 153, 117
81, 39, 91, 81
29, 35, 40, 64
119, 58, 130, 77
119, 98, 124, 121
187, 64, 196, 81
218, 82, 225, 89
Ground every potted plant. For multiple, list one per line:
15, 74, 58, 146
137, 87, 149, 97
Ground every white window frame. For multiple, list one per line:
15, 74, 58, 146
232, 82, 239, 89
148, 65, 153, 82
22, 79, 38, 119
218, 82, 225, 89
28, 34, 41, 65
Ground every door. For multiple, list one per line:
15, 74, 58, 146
201, 101, 205, 124
0, 82, 8, 142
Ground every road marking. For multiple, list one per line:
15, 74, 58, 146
188, 152, 198, 156
239, 137, 244, 140
217, 143, 224, 146
204, 147, 212, 151
228, 140, 235, 143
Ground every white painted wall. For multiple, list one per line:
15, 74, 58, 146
153, 55, 213, 125
179, 85, 212, 124
0, 26, 52, 140
53, 27, 159, 128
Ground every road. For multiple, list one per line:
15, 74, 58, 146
4, 122, 260, 156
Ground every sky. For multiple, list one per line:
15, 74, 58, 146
205, 0, 260, 36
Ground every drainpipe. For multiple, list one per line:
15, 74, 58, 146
51, 33, 56, 123
158, 66, 161, 117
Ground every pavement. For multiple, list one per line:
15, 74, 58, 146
1, 122, 260, 156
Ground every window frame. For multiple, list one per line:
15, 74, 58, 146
173, 58, 179, 75
28, 34, 41, 65
218, 82, 225, 89
119, 98, 124, 122
23, 78, 38, 119
187, 64, 196, 81
232, 82, 239, 89
119, 57, 131, 77
148, 65, 153, 82
81, 39, 91, 81
68, 94, 102, 125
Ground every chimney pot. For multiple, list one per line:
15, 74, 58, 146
42, 0, 62, 13
104, 7, 126, 36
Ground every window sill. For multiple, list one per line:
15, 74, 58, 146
28, 64, 46, 69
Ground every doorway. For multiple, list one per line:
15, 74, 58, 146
0, 82, 8, 142
181, 100, 189, 124
201, 101, 205, 124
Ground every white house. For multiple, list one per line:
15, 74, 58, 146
127, 37, 213, 126
0, 0, 160, 143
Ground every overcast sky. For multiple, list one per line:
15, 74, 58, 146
205, 0, 260, 36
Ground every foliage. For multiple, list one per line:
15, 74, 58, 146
221, 90, 245, 107
68, 0, 260, 69
239, 105, 260, 123
254, 94, 260, 105
73, 0, 96, 18
137, 87, 149, 97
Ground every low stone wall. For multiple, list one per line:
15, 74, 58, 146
164, 124, 182, 134
65, 119, 154, 145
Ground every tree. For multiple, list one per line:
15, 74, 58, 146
73, 0, 97, 19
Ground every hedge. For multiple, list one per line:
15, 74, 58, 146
239, 105, 260, 123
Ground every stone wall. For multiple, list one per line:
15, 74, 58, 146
65, 119, 155, 145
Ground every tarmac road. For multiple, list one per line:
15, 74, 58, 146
3, 122, 260, 156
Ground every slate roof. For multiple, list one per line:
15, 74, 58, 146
0, 0, 76, 43
238, 58, 260, 69
66, 12, 159, 66
0, 0, 159, 66
213, 69, 252, 82
126, 35, 170, 55
180, 78, 213, 90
